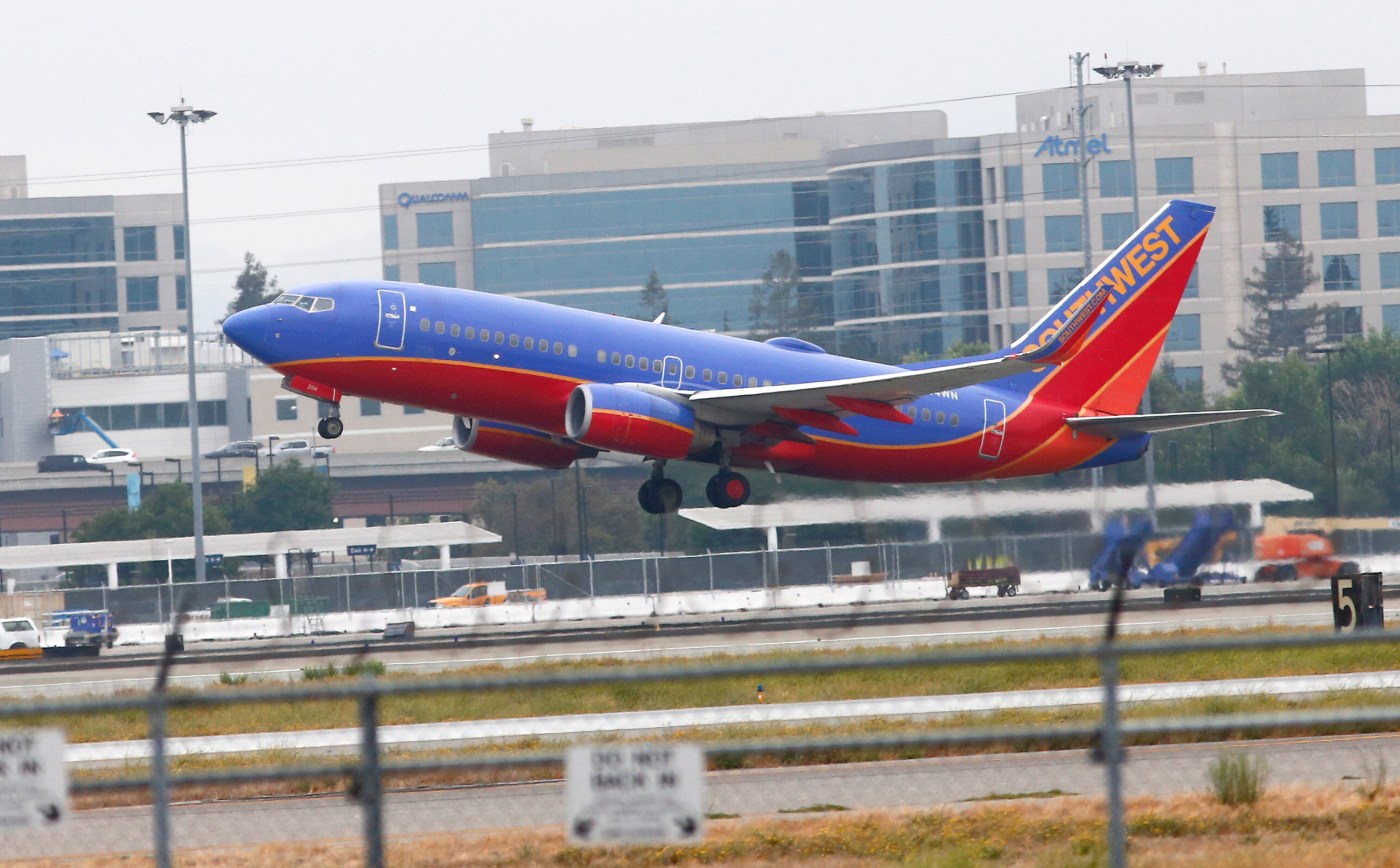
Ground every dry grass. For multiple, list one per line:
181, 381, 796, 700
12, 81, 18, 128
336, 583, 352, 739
20, 785, 1400, 866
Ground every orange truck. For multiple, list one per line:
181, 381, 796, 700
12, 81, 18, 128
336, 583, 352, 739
1252, 533, 1359, 582
430, 581, 547, 608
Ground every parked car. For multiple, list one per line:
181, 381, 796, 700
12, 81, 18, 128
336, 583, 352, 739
417, 436, 456, 452
260, 438, 334, 460
204, 440, 261, 459
0, 617, 41, 649
37, 454, 103, 473
87, 447, 139, 465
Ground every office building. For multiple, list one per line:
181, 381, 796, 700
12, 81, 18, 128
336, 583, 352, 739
382, 67, 1400, 390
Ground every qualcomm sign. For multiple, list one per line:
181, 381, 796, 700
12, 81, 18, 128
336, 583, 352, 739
398, 191, 470, 208
1032, 134, 1111, 159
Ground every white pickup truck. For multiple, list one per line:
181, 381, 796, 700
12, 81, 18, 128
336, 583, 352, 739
261, 438, 335, 460
0, 617, 42, 650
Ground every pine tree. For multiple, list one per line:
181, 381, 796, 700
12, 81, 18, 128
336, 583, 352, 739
1225, 215, 1326, 381
748, 250, 816, 340
638, 269, 669, 322
222, 252, 279, 323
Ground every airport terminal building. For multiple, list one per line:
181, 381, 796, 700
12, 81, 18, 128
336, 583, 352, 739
380, 66, 1400, 390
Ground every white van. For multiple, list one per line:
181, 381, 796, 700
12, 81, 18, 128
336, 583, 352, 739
0, 618, 41, 649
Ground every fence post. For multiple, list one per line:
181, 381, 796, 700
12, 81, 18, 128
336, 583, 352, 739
149, 690, 172, 868
1097, 591, 1128, 868
708, 550, 714, 594
826, 544, 833, 586
149, 635, 179, 868
588, 558, 595, 597
358, 681, 385, 868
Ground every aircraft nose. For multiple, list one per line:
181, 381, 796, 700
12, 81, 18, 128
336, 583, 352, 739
222, 305, 277, 359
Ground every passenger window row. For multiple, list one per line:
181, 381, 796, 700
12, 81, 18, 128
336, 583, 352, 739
419, 319, 578, 358
902, 404, 959, 426
590, 349, 786, 389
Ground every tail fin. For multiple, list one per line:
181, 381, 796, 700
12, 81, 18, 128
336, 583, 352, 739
1008, 199, 1215, 414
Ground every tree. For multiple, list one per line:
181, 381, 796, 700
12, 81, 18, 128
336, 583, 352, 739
638, 270, 670, 323
228, 461, 336, 533
223, 252, 279, 322
74, 483, 231, 583
748, 250, 820, 340
1226, 217, 1325, 380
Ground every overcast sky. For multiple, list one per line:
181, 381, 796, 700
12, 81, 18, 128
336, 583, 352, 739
6, 0, 1397, 330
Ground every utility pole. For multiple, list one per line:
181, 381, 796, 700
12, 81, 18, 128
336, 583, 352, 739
1095, 60, 1164, 526
1073, 52, 1094, 279
1071, 52, 1105, 508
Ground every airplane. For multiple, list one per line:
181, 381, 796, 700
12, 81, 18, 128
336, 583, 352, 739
222, 199, 1277, 515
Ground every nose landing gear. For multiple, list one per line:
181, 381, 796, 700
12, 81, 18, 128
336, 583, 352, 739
317, 416, 344, 439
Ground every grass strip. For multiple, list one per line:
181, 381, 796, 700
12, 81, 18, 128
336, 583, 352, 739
7, 626, 1399, 746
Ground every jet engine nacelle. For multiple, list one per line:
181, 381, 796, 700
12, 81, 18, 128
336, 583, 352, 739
452, 416, 596, 470
565, 383, 713, 460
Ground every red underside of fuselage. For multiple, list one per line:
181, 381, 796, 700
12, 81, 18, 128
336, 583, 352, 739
277, 357, 1110, 484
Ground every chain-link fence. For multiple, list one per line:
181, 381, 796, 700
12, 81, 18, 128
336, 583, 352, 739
2, 615, 1400, 865
47, 533, 1118, 625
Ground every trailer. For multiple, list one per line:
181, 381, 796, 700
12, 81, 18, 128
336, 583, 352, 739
946, 566, 1021, 600
43, 609, 118, 656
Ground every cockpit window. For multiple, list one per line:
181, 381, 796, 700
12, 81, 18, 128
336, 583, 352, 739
270, 293, 334, 312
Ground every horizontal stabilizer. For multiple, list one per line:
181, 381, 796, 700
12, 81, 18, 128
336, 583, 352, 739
1065, 409, 1280, 437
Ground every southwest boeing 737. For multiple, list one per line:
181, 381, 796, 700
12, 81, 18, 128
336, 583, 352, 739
222, 199, 1276, 514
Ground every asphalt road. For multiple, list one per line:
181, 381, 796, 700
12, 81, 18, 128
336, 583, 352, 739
5, 732, 1394, 859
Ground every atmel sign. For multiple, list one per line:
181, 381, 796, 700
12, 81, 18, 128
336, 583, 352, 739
1033, 134, 1111, 158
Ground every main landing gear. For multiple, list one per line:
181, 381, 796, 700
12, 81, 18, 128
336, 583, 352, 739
316, 405, 343, 440
637, 462, 752, 515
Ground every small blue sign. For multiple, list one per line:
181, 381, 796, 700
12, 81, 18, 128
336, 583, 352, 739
348, 544, 377, 557
126, 473, 141, 510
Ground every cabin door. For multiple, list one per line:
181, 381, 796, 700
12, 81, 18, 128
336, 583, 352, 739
979, 398, 1007, 460
661, 355, 683, 390
375, 289, 406, 350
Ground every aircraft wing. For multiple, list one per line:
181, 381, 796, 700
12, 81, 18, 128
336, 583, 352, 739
1065, 409, 1280, 437
688, 278, 1113, 425
688, 354, 1048, 421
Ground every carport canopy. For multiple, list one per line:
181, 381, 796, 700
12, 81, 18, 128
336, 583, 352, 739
0, 521, 501, 589
679, 479, 1313, 549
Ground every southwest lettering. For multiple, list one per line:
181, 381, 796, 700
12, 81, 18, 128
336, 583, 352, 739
1127, 246, 1150, 277
1108, 261, 1138, 292
1142, 232, 1168, 261
1158, 215, 1180, 243
1020, 212, 1188, 354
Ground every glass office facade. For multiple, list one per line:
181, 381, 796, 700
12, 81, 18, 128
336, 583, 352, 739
468, 174, 830, 331
0, 216, 120, 338
829, 148, 988, 359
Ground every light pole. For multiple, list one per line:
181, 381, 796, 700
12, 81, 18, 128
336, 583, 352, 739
149, 103, 215, 583
1094, 60, 1163, 525
1310, 345, 1344, 516
164, 457, 183, 484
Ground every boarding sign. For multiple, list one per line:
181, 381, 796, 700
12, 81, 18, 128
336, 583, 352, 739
565, 743, 704, 845
0, 729, 67, 829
